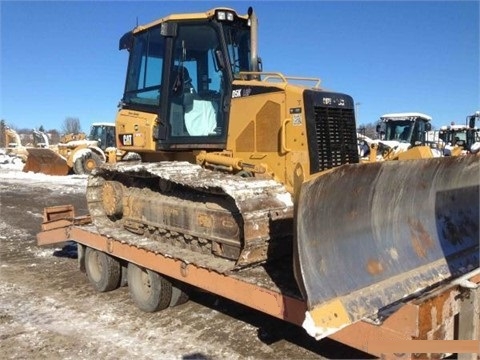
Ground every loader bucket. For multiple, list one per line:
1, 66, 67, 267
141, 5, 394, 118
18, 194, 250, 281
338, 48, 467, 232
294, 156, 479, 340
23, 148, 70, 176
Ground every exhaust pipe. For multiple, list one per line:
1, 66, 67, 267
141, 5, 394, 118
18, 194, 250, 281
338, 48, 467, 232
248, 7, 260, 79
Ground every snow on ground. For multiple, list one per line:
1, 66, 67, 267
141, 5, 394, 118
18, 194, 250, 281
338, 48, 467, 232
0, 149, 87, 193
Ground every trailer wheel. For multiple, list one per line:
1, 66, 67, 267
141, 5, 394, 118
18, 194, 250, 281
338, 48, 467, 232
169, 281, 189, 307
85, 247, 121, 292
74, 151, 103, 175
127, 263, 172, 312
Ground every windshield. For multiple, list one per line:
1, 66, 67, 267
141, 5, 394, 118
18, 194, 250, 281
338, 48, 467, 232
453, 130, 467, 142
384, 121, 414, 143
167, 23, 226, 138
89, 125, 115, 149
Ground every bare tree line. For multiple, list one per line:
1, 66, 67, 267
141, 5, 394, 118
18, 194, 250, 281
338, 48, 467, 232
0, 116, 394, 148
0, 117, 83, 147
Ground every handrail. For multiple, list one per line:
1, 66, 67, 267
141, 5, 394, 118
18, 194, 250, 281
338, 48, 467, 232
237, 71, 321, 88
281, 119, 292, 153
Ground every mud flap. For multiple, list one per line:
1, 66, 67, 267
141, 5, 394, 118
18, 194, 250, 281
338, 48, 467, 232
23, 148, 70, 176
294, 156, 479, 339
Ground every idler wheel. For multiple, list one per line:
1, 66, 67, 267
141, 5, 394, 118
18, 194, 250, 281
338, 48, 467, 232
102, 180, 124, 217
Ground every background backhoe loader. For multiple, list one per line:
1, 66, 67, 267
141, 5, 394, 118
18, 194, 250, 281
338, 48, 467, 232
45, 6, 477, 341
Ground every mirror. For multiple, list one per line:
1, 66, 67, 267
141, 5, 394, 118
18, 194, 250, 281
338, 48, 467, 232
257, 57, 263, 72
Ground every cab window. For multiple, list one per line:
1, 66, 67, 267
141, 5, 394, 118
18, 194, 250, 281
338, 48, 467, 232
167, 24, 226, 139
124, 28, 164, 107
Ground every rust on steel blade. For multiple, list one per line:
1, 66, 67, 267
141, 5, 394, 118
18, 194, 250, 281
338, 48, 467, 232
294, 156, 479, 339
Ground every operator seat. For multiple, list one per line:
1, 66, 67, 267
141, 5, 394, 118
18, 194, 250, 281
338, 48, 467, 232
170, 66, 217, 137
170, 66, 195, 137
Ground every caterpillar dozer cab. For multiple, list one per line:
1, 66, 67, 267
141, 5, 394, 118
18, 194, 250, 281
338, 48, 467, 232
85, 7, 479, 340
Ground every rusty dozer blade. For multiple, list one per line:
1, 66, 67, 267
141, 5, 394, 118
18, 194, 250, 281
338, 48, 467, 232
23, 148, 70, 176
294, 156, 479, 340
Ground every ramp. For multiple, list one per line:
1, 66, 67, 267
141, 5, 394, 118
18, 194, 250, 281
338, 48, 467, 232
23, 148, 70, 176
294, 155, 479, 339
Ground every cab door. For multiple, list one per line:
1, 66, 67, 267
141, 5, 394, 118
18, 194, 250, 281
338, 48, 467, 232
163, 22, 228, 149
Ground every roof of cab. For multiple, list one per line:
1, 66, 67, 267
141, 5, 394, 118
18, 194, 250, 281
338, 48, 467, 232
132, 8, 248, 34
380, 112, 433, 121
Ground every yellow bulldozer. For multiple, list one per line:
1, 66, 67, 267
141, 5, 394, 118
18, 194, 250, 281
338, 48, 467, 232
23, 122, 137, 176
80, 7, 478, 340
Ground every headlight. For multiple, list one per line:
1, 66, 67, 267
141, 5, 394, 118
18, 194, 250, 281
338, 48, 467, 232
216, 10, 234, 21
217, 11, 226, 21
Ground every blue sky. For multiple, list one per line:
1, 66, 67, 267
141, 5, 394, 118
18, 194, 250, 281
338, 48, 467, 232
1, 1, 478, 132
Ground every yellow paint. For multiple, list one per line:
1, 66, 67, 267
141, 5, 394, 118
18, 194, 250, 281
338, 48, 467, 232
116, 110, 158, 152
132, 8, 249, 35
396, 146, 433, 160
308, 299, 351, 328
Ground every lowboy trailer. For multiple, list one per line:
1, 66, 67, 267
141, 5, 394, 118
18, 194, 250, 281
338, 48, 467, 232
37, 205, 480, 359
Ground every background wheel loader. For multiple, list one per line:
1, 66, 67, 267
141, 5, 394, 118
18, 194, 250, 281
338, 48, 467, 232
23, 128, 105, 176
438, 111, 480, 155
23, 122, 140, 176
358, 112, 444, 162
79, 6, 478, 340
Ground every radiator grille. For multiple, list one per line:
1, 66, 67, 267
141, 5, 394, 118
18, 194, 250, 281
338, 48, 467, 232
312, 106, 358, 172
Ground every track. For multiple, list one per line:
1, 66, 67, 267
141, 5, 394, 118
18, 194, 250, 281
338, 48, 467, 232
86, 161, 294, 272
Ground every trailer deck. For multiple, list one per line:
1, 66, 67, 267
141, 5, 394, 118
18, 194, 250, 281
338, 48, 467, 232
37, 205, 480, 359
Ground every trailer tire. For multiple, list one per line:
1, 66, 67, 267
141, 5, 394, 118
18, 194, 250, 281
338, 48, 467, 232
170, 281, 189, 307
127, 263, 172, 312
85, 247, 121, 292
74, 151, 103, 175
